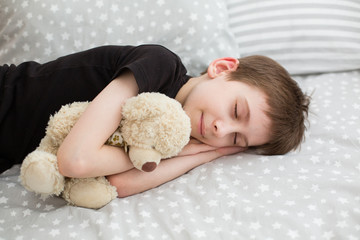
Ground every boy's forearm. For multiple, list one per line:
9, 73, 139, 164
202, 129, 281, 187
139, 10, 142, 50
107, 153, 211, 198
58, 144, 135, 178
106, 147, 242, 198
107, 144, 246, 197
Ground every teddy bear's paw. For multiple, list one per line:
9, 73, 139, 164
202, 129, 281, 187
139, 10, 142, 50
63, 177, 118, 209
129, 147, 161, 172
141, 162, 158, 172
20, 150, 64, 196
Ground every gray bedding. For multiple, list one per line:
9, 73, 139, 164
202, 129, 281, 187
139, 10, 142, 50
1, 70, 359, 239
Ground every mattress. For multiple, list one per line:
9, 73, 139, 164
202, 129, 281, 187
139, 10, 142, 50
1, 70, 359, 239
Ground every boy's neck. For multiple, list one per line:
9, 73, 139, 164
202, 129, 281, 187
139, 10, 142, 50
175, 74, 208, 106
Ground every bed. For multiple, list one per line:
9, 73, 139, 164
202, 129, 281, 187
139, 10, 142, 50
1, 0, 359, 239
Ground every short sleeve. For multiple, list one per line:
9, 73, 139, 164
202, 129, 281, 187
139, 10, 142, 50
113, 45, 189, 98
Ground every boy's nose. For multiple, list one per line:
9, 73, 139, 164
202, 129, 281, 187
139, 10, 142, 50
213, 119, 234, 138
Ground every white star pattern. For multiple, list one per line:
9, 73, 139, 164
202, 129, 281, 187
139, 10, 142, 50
1, 1, 360, 240
194, 230, 206, 238
128, 230, 140, 238
0, 196, 9, 204
0, 0, 235, 77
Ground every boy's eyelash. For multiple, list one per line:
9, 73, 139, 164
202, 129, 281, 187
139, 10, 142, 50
234, 103, 238, 118
234, 103, 237, 145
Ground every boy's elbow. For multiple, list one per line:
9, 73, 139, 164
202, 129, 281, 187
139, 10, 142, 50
57, 150, 89, 178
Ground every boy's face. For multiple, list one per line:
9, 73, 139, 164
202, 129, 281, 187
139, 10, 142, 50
181, 73, 271, 148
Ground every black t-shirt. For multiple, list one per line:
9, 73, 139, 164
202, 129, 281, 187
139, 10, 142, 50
0, 45, 191, 172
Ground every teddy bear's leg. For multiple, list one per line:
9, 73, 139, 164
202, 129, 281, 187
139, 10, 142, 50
62, 177, 118, 209
20, 150, 65, 197
129, 147, 162, 172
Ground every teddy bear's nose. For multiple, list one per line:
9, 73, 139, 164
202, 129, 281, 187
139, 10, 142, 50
142, 162, 157, 172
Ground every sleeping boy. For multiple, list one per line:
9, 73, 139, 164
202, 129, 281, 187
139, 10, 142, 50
0, 45, 310, 196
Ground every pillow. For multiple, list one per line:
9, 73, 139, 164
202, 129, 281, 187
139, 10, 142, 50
0, 0, 238, 76
227, 0, 360, 75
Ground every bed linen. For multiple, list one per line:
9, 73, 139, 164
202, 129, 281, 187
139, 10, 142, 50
227, 0, 360, 75
1, 0, 360, 239
1, 70, 359, 239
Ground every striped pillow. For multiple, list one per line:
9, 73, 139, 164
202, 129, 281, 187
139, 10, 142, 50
227, 0, 360, 75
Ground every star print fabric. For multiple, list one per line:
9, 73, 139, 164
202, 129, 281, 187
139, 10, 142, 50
0, 0, 238, 76
1, 70, 359, 239
1, 0, 360, 239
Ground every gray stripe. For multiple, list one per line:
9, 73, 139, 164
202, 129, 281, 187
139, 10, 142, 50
239, 47, 360, 55
228, 3, 360, 18
237, 37, 360, 48
232, 25, 360, 38
229, 14, 360, 27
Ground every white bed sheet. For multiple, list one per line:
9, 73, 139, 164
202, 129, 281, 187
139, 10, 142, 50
1, 70, 359, 239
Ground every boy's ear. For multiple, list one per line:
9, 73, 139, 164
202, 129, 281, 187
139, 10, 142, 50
207, 57, 239, 78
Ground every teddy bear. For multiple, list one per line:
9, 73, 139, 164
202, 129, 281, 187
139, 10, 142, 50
20, 92, 191, 209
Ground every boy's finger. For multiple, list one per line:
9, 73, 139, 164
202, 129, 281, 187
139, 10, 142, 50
178, 143, 217, 156
188, 138, 203, 144
194, 147, 246, 164
216, 146, 247, 156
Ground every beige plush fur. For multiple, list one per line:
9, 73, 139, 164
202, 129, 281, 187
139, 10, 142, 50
20, 93, 191, 209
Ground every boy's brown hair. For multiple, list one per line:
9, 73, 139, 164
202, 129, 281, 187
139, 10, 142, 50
227, 55, 310, 155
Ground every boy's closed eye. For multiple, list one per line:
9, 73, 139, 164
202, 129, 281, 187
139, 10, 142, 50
233, 100, 249, 147
233, 102, 238, 145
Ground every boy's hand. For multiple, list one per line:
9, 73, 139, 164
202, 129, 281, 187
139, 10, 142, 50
107, 138, 247, 198
215, 146, 247, 156
178, 138, 247, 160
177, 138, 217, 156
